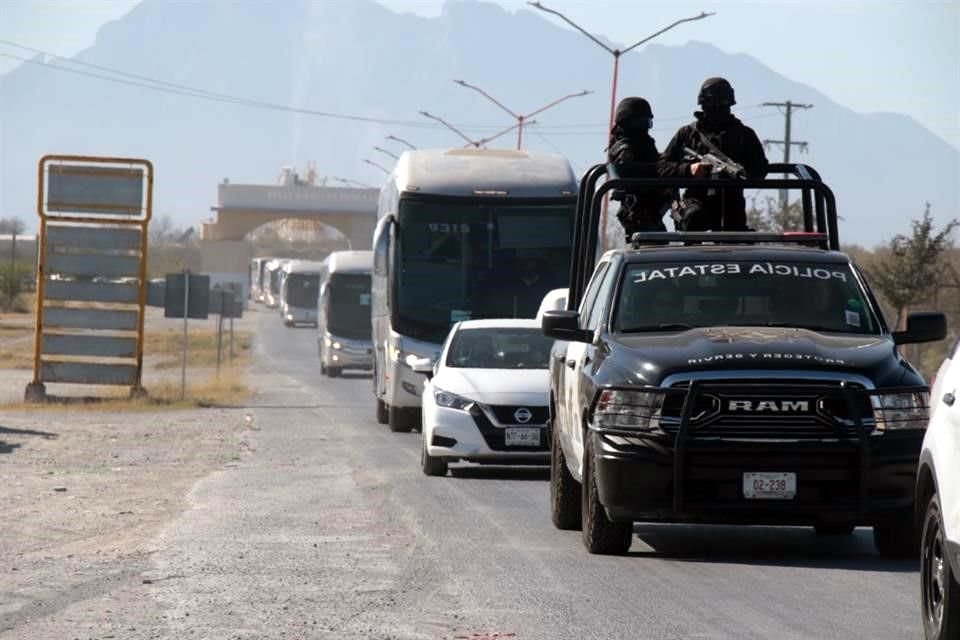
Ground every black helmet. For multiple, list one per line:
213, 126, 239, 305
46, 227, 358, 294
614, 97, 654, 131
697, 77, 736, 107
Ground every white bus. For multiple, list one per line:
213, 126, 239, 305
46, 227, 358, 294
262, 258, 287, 308
249, 257, 277, 304
371, 148, 577, 432
279, 260, 325, 327
316, 250, 373, 377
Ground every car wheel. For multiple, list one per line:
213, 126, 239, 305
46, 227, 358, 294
874, 510, 917, 558
327, 367, 342, 378
922, 493, 960, 640
815, 524, 855, 536
581, 436, 632, 555
420, 435, 448, 477
375, 398, 389, 425
550, 422, 581, 530
388, 406, 413, 433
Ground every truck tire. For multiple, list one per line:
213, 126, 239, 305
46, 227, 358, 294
921, 493, 960, 640
581, 437, 632, 555
420, 436, 448, 477
389, 406, 413, 433
873, 510, 917, 558
376, 398, 389, 425
550, 422, 581, 530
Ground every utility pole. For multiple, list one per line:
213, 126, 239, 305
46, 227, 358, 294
762, 100, 813, 212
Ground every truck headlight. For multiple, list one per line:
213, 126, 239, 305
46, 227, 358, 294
593, 389, 664, 431
872, 391, 929, 431
433, 388, 474, 411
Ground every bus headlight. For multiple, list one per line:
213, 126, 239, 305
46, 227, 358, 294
324, 337, 342, 350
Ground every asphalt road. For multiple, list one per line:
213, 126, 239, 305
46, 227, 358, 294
144, 309, 924, 639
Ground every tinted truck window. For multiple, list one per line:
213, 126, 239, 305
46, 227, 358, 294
615, 261, 878, 334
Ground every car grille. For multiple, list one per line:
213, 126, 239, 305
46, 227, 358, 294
658, 379, 875, 440
470, 406, 548, 452
488, 405, 549, 426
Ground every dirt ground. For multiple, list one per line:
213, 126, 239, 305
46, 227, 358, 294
0, 304, 269, 637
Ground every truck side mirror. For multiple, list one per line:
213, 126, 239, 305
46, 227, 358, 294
542, 310, 592, 343
893, 312, 948, 345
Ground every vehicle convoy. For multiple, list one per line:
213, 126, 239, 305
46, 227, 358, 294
316, 250, 373, 377
420, 319, 556, 476
918, 337, 960, 640
543, 162, 948, 556
279, 260, 324, 327
371, 148, 577, 432
249, 256, 276, 304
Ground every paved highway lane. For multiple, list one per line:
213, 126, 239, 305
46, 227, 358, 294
142, 309, 924, 639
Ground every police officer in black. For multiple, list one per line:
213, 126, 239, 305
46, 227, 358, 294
658, 77, 768, 231
608, 97, 671, 239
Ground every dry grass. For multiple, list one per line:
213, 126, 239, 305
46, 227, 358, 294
4, 366, 250, 412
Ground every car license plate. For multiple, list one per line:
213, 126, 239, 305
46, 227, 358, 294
505, 428, 540, 447
743, 472, 796, 500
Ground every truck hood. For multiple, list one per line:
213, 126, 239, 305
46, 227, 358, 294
606, 326, 915, 386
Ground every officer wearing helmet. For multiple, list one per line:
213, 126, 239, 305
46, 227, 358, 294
658, 77, 768, 231
608, 97, 671, 238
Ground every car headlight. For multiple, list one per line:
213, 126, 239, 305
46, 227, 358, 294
872, 391, 929, 431
593, 388, 664, 431
433, 388, 474, 411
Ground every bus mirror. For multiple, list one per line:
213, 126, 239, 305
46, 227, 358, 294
542, 310, 591, 343
406, 354, 435, 377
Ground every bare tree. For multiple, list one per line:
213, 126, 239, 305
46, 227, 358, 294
746, 196, 805, 233
865, 203, 958, 329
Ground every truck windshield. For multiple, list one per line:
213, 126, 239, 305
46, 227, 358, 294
446, 327, 554, 369
614, 261, 879, 334
395, 198, 574, 343
285, 273, 319, 309
327, 273, 372, 340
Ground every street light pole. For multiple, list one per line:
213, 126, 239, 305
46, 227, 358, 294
453, 79, 591, 150
527, 2, 714, 248
363, 159, 390, 175
385, 135, 416, 150
420, 111, 536, 149
333, 176, 375, 189
373, 146, 400, 160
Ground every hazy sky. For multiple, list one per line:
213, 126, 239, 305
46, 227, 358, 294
1, 0, 958, 148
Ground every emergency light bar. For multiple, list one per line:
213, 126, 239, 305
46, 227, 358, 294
629, 231, 830, 249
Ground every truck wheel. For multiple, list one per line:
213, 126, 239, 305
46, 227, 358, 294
873, 511, 918, 558
814, 524, 855, 536
420, 436, 448, 477
389, 406, 413, 433
921, 493, 960, 640
375, 398, 389, 425
550, 422, 581, 530
581, 437, 632, 555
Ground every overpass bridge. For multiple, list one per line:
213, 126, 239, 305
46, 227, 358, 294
199, 180, 379, 298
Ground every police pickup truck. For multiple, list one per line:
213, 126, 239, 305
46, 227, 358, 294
542, 162, 948, 556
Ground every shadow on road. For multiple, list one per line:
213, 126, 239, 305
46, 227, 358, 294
0, 425, 56, 456
449, 465, 549, 481
0, 440, 22, 454
629, 523, 915, 572
337, 372, 372, 380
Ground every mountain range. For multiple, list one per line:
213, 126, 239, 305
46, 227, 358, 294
1, 0, 957, 246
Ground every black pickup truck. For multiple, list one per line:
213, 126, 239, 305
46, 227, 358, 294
542, 163, 948, 556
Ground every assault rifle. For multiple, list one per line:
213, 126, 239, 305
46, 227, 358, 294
683, 146, 747, 180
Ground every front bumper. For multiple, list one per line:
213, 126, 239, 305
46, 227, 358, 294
323, 339, 373, 370
284, 306, 317, 325
424, 403, 549, 463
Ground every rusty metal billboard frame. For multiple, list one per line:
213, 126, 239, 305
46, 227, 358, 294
27, 155, 153, 401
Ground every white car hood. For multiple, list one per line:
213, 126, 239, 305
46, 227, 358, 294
434, 367, 549, 406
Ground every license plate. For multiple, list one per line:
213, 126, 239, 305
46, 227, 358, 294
743, 472, 796, 500
505, 428, 541, 447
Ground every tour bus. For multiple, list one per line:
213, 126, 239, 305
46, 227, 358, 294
249, 257, 276, 303
279, 260, 325, 327
317, 250, 373, 377
262, 258, 286, 308
372, 148, 577, 432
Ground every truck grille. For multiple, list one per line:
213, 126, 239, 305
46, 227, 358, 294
658, 379, 875, 440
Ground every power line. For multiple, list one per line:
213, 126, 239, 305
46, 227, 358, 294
762, 100, 814, 210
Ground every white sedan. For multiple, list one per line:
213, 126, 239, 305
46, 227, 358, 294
420, 319, 555, 476
919, 337, 960, 640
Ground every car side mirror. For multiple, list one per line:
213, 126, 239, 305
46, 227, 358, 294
542, 310, 592, 343
407, 354, 435, 379
893, 312, 948, 345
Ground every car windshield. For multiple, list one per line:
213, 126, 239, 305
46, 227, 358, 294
445, 327, 554, 369
614, 260, 879, 334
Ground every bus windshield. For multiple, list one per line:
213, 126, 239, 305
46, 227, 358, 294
327, 273, 372, 340
395, 198, 573, 343
285, 273, 319, 309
